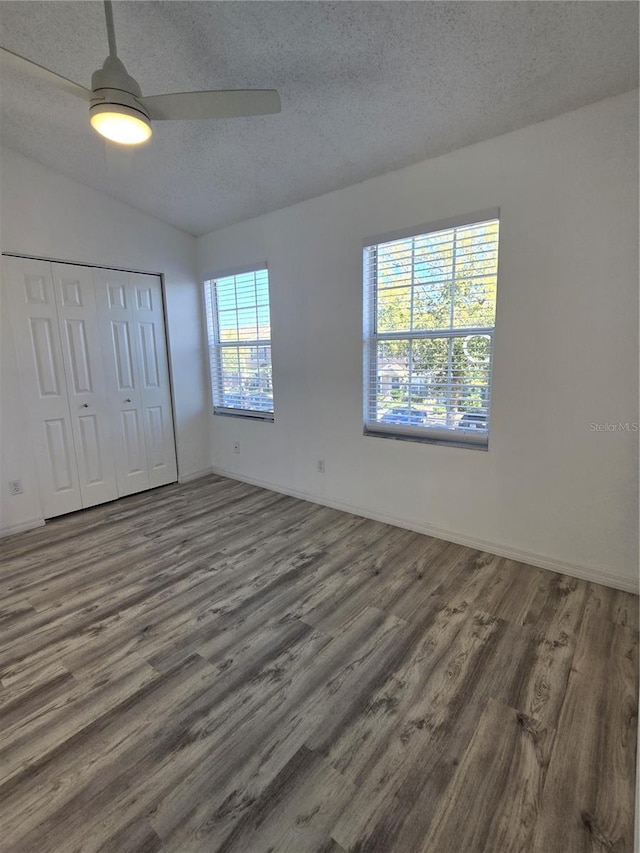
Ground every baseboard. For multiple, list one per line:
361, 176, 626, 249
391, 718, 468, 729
178, 467, 214, 485
0, 518, 46, 539
210, 466, 639, 595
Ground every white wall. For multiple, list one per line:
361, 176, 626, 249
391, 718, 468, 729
198, 91, 639, 593
0, 146, 210, 534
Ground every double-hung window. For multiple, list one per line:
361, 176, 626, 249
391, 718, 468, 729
363, 213, 499, 447
204, 266, 274, 419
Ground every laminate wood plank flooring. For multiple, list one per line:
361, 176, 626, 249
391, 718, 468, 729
422, 697, 555, 853
0, 474, 637, 852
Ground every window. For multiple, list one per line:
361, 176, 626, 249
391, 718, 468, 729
204, 267, 274, 419
363, 213, 499, 447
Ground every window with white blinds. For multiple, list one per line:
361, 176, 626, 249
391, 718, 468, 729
204, 267, 274, 419
363, 214, 499, 446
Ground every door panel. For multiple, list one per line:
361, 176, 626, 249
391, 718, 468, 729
121, 409, 146, 476
131, 274, 177, 488
108, 281, 128, 311
60, 278, 83, 308
146, 406, 165, 470
94, 268, 150, 496
64, 319, 93, 394
135, 284, 153, 311
111, 321, 136, 390
138, 322, 160, 387
52, 263, 118, 508
78, 414, 105, 484
23, 273, 48, 305
43, 419, 76, 493
4, 257, 82, 517
29, 317, 62, 396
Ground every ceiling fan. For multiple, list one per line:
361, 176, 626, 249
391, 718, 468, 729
0, 0, 281, 145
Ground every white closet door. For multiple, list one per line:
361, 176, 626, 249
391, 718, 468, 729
94, 268, 150, 496
130, 274, 177, 488
51, 263, 118, 508
4, 257, 82, 517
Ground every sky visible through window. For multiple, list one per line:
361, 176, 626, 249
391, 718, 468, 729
215, 270, 271, 341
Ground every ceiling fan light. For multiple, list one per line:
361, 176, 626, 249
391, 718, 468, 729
90, 103, 151, 145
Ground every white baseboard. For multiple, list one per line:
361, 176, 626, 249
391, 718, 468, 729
210, 466, 639, 595
178, 467, 214, 485
0, 518, 45, 539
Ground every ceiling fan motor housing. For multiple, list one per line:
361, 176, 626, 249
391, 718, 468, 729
90, 54, 150, 121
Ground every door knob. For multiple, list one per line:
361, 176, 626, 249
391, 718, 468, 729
81, 403, 89, 408
125, 398, 131, 403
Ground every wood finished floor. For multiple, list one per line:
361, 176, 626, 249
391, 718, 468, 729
0, 474, 637, 853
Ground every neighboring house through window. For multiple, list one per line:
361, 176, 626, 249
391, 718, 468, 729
204, 266, 274, 419
363, 212, 500, 446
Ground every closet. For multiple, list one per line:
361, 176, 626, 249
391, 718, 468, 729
4, 256, 177, 519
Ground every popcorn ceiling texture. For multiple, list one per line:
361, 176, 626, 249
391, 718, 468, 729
1, 1, 638, 236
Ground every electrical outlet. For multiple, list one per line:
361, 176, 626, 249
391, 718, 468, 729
317, 459, 325, 474
8, 480, 23, 496
233, 441, 240, 454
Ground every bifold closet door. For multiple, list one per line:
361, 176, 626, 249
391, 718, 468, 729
51, 263, 119, 508
94, 269, 177, 494
4, 257, 83, 517
6, 256, 177, 519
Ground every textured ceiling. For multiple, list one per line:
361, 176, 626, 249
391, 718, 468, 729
1, 1, 638, 236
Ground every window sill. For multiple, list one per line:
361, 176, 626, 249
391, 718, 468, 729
213, 408, 274, 423
363, 427, 488, 451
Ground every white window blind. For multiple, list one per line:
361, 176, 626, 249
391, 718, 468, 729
363, 216, 499, 446
204, 267, 274, 418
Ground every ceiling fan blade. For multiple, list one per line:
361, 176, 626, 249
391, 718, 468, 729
0, 46, 91, 101
140, 89, 281, 121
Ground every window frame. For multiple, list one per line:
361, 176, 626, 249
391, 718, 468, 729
204, 264, 275, 422
363, 209, 500, 449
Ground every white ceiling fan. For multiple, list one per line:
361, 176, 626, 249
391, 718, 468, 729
0, 0, 281, 145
